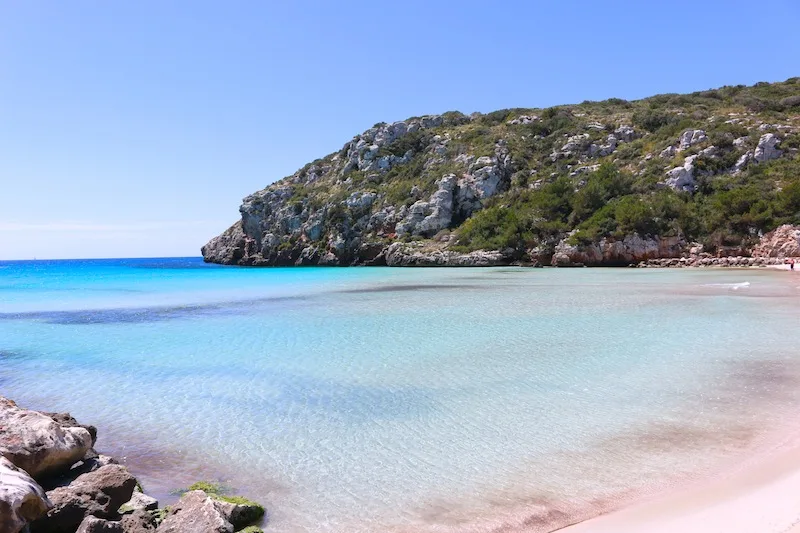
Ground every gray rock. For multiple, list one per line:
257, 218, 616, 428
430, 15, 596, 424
659, 145, 677, 159
614, 125, 637, 142
551, 133, 591, 160
678, 129, 707, 151
119, 491, 158, 514
0, 457, 52, 533
734, 150, 753, 173
663, 155, 698, 191
155, 491, 233, 533
76, 516, 124, 532
0, 397, 93, 480
569, 164, 600, 177
754, 133, 782, 163
699, 145, 718, 158
588, 134, 617, 157
507, 115, 539, 125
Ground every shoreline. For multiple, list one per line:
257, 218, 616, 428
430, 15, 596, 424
556, 421, 800, 533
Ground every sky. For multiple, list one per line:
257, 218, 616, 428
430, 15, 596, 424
1, 1, 799, 260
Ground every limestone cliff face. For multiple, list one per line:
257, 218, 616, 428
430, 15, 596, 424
202, 114, 520, 266
203, 78, 800, 267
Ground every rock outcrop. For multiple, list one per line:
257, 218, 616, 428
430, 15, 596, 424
751, 224, 800, 257
754, 133, 783, 163
550, 234, 686, 266
663, 155, 698, 191
0, 457, 52, 533
0, 398, 93, 480
395, 175, 456, 237
382, 242, 511, 267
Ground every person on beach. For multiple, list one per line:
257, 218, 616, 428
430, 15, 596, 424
791, 258, 795, 271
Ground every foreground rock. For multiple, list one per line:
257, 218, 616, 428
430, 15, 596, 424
156, 490, 234, 533
120, 509, 159, 532
0, 398, 93, 480
119, 490, 159, 514
32, 464, 137, 533
0, 457, 52, 533
0, 398, 268, 533
76, 516, 124, 532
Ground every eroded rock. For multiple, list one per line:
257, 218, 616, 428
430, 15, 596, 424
0, 457, 52, 533
0, 397, 93, 480
754, 133, 782, 163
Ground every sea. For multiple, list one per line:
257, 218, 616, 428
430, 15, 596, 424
2, 257, 800, 532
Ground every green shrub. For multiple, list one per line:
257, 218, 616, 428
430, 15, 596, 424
632, 109, 677, 133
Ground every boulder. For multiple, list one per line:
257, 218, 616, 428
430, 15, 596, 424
32, 464, 137, 533
119, 491, 159, 514
0, 457, 52, 533
0, 397, 93, 480
614, 125, 637, 143
43, 455, 119, 491
76, 516, 124, 532
754, 133, 782, 163
155, 491, 233, 533
659, 145, 677, 159
663, 155, 698, 191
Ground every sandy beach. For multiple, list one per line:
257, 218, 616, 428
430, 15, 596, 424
558, 435, 800, 533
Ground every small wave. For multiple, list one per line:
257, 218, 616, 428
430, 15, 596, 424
702, 282, 751, 290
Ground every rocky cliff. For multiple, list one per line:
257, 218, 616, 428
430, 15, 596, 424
203, 79, 800, 266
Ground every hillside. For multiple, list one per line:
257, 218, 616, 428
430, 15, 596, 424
202, 78, 800, 266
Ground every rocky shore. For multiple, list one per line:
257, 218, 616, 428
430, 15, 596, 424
0, 398, 265, 533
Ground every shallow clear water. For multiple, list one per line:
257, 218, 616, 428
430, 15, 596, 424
2, 259, 800, 532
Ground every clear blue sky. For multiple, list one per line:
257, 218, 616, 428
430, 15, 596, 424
2, 1, 798, 259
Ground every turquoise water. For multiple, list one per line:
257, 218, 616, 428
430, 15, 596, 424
2, 259, 800, 532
